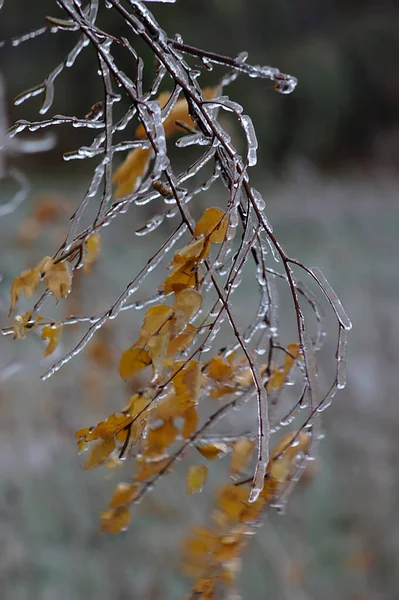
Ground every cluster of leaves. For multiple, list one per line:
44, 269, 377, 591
1, 1, 351, 598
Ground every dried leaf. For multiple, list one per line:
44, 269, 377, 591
194, 207, 228, 244
41, 322, 63, 357
83, 233, 101, 274
147, 330, 170, 380
268, 431, 310, 484
43, 259, 72, 301
145, 419, 179, 457
216, 484, 265, 523
113, 146, 151, 199
92, 413, 133, 440
100, 506, 131, 534
187, 465, 208, 494
119, 346, 151, 379
109, 482, 139, 508
230, 439, 255, 478
84, 437, 116, 470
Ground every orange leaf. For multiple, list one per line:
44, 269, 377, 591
187, 465, 208, 494
216, 484, 265, 523
119, 346, 151, 379
83, 233, 101, 274
268, 431, 310, 485
194, 207, 228, 244
145, 419, 179, 457
43, 259, 72, 301
83, 437, 116, 469
109, 482, 139, 508
100, 506, 131, 534
41, 323, 63, 357
92, 413, 133, 440
112, 146, 151, 199
147, 330, 170, 380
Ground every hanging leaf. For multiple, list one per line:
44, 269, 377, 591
100, 506, 131, 534
196, 442, 229, 460
83, 437, 116, 470
135, 456, 171, 481
43, 259, 72, 301
167, 323, 196, 356
173, 360, 201, 410
135, 87, 219, 139
171, 238, 207, 266
147, 330, 170, 380
145, 419, 179, 457
113, 146, 152, 199
187, 465, 208, 494
109, 482, 139, 509
138, 305, 174, 345
205, 355, 232, 381
182, 406, 199, 440
12, 312, 42, 340
230, 439, 255, 478
268, 431, 309, 485
174, 289, 202, 329
83, 233, 101, 274
9, 256, 50, 314
194, 207, 228, 244
41, 322, 63, 357
119, 346, 151, 380
163, 260, 198, 294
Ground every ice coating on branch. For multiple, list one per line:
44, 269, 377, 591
337, 326, 348, 389
310, 268, 352, 331
241, 114, 258, 167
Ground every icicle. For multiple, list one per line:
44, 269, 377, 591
310, 268, 352, 331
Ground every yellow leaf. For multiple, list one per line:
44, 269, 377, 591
138, 305, 174, 345
147, 330, 170, 380
173, 289, 202, 329
196, 442, 229, 460
181, 406, 199, 440
205, 355, 232, 381
268, 431, 309, 485
83, 437, 115, 469
9, 256, 50, 314
109, 482, 139, 508
83, 233, 101, 274
171, 237, 207, 266
119, 346, 151, 379
194, 207, 228, 244
92, 413, 133, 440
173, 360, 201, 409
100, 506, 131, 534
230, 439, 255, 478
167, 323, 196, 356
43, 259, 72, 301
187, 465, 208, 494
112, 146, 152, 199
135, 456, 171, 481
12, 312, 42, 340
144, 419, 179, 457
216, 484, 265, 523
135, 87, 218, 140
163, 260, 198, 294
41, 323, 63, 357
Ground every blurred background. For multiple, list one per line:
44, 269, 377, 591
0, 1, 398, 599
